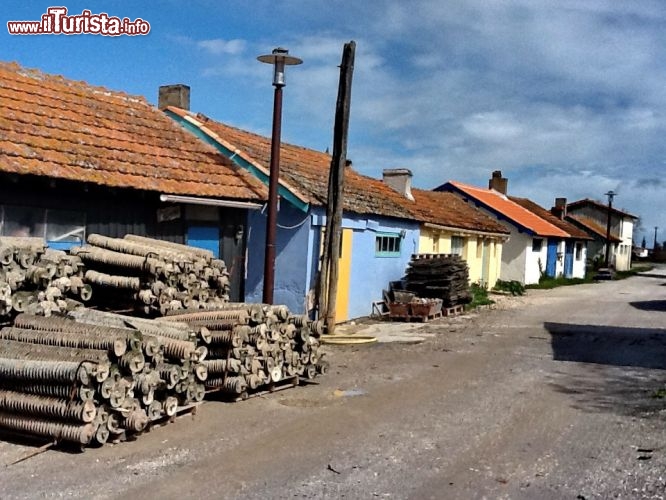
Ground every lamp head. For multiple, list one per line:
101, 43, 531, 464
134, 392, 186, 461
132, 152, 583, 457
257, 47, 302, 87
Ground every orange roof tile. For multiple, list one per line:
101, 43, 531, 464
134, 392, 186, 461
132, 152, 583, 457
410, 189, 509, 235
566, 215, 622, 242
509, 196, 592, 240
446, 181, 570, 238
167, 107, 415, 220
0, 62, 266, 201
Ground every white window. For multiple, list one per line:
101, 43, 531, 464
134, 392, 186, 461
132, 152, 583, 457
451, 236, 464, 256
0, 205, 85, 249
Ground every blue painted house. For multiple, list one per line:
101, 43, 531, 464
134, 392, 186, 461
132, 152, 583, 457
165, 103, 419, 321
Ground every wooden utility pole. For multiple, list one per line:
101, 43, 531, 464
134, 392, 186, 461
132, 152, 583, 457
318, 41, 355, 334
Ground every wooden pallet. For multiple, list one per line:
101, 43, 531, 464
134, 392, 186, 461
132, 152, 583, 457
108, 402, 201, 444
389, 311, 443, 323
149, 402, 200, 428
442, 304, 465, 316
411, 253, 456, 260
206, 375, 301, 402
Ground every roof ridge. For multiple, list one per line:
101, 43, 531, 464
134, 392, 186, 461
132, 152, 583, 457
185, 109, 332, 159
0, 61, 148, 105
450, 181, 569, 237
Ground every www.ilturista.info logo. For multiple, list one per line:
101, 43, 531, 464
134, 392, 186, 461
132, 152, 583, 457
7, 7, 151, 36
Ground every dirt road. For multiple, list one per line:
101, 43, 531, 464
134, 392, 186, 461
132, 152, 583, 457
1, 269, 666, 499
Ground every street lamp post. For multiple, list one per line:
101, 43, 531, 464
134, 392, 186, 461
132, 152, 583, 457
257, 48, 302, 304
604, 190, 616, 268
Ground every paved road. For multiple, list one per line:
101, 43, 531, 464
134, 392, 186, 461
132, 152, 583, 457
1, 268, 666, 499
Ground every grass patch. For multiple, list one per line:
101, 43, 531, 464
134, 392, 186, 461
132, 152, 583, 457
651, 388, 666, 399
525, 275, 594, 290
614, 264, 654, 280
467, 283, 494, 309
493, 279, 525, 296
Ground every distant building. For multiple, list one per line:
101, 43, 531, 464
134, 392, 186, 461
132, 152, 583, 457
436, 172, 590, 285
559, 199, 638, 271
403, 187, 510, 289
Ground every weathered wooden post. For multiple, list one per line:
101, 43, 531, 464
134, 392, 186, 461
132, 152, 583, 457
320, 41, 356, 334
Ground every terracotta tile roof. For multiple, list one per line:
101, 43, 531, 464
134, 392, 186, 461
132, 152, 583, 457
444, 181, 570, 238
566, 215, 622, 242
166, 107, 415, 220
509, 196, 592, 240
567, 198, 638, 219
0, 62, 266, 201
410, 189, 509, 235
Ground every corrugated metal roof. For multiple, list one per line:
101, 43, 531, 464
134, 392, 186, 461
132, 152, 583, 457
0, 62, 266, 201
446, 181, 570, 238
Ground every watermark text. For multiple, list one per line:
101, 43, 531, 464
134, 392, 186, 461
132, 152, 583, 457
7, 7, 150, 36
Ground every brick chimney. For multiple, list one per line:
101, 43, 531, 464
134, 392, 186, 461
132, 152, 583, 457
383, 168, 414, 201
158, 84, 190, 111
489, 170, 508, 194
551, 197, 567, 220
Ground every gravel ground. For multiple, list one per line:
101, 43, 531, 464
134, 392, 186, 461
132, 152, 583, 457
1, 267, 665, 499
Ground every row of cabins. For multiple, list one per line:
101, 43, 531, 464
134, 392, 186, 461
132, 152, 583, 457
0, 63, 637, 322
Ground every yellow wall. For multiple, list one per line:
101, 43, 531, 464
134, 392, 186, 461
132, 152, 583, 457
418, 226, 504, 289
335, 228, 353, 323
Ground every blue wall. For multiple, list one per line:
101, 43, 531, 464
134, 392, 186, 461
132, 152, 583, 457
346, 214, 419, 319
248, 205, 420, 320
245, 203, 311, 313
310, 209, 420, 320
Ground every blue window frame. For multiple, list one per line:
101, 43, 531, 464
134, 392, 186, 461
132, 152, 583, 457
375, 232, 401, 257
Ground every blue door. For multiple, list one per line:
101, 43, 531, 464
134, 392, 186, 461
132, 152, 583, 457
564, 241, 574, 278
546, 239, 558, 277
187, 226, 220, 258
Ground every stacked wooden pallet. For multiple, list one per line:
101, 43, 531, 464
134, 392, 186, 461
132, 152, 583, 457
404, 254, 471, 306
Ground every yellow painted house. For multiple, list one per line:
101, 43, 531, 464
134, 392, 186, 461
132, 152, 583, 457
410, 189, 510, 289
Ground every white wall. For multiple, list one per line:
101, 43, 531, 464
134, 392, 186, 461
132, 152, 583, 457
498, 225, 529, 283
525, 237, 548, 285
555, 240, 565, 277
573, 242, 587, 278
615, 218, 634, 271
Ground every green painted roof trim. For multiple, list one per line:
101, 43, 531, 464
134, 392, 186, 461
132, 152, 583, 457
165, 109, 309, 213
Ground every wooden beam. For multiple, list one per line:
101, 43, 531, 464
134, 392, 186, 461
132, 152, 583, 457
322, 41, 356, 334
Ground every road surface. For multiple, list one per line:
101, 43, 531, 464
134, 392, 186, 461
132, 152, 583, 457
1, 268, 665, 499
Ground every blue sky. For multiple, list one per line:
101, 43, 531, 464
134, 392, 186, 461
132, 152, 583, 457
2, 1, 665, 245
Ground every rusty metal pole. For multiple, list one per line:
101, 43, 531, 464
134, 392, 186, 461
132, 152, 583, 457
258, 48, 302, 305
604, 191, 616, 268
262, 84, 283, 304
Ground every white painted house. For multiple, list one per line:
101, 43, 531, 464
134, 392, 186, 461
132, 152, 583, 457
563, 198, 638, 271
436, 172, 590, 285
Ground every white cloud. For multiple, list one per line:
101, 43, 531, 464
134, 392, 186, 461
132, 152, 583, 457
197, 38, 247, 55
172, 0, 666, 241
